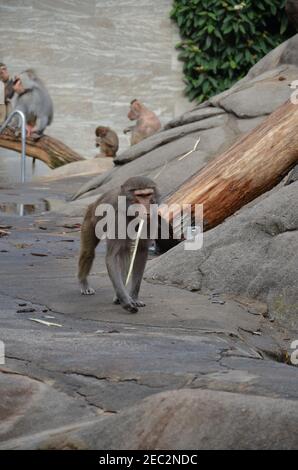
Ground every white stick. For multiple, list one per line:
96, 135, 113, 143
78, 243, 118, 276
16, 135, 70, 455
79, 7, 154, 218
178, 137, 201, 161
125, 218, 144, 286
29, 318, 62, 327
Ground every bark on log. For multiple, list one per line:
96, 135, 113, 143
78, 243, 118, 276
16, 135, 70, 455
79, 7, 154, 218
0, 128, 85, 169
160, 100, 298, 235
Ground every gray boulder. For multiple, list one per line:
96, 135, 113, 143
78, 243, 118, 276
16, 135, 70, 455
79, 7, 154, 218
285, 164, 298, 185
5, 389, 298, 449
69, 34, 298, 212
146, 182, 298, 328
0, 370, 96, 447
217, 78, 293, 118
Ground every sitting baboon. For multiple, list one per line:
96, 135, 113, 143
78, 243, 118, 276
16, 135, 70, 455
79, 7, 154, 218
95, 126, 119, 158
0, 63, 14, 122
78, 176, 160, 313
123, 99, 161, 146
12, 69, 53, 140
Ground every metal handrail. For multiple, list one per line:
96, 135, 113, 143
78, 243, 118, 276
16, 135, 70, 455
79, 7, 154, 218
0, 110, 26, 184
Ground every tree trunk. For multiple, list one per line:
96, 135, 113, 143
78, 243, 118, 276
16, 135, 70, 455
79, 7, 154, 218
0, 128, 85, 169
160, 100, 298, 237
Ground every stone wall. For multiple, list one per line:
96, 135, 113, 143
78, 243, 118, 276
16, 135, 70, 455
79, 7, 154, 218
0, 0, 189, 158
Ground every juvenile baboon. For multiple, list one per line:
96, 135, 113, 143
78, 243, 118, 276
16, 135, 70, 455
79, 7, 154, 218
12, 69, 53, 140
123, 99, 161, 146
95, 126, 119, 158
78, 176, 160, 313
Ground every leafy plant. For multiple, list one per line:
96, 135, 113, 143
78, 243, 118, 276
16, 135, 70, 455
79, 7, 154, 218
171, 0, 294, 103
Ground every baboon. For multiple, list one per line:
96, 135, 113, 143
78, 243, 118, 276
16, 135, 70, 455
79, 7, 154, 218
0, 63, 14, 121
95, 126, 119, 158
12, 69, 53, 140
78, 176, 160, 313
123, 99, 161, 146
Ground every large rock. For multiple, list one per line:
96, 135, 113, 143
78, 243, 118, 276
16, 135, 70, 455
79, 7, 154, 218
69, 35, 298, 211
4, 389, 298, 449
217, 78, 293, 118
285, 164, 298, 185
1, 187, 298, 450
0, 370, 96, 446
146, 182, 298, 328
70, 113, 235, 203
38, 157, 113, 181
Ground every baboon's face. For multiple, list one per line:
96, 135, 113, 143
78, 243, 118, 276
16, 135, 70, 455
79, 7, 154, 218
128, 101, 141, 120
0, 66, 9, 82
12, 76, 25, 94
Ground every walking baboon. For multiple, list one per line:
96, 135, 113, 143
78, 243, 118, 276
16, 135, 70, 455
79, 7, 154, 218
78, 176, 160, 313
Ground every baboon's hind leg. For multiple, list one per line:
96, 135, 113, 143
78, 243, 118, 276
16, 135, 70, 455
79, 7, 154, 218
78, 217, 99, 295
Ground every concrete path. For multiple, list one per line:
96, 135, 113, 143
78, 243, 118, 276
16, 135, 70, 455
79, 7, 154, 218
1, 178, 297, 449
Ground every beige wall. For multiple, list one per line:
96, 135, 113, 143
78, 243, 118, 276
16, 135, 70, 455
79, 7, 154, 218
0, 0, 190, 158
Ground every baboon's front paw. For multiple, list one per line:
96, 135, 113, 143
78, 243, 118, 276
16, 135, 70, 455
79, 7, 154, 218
113, 296, 120, 304
30, 132, 42, 141
132, 299, 146, 307
81, 287, 95, 295
122, 302, 138, 314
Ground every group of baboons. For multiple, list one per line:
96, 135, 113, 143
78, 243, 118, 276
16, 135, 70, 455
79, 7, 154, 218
95, 99, 161, 158
0, 64, 163, 314
0, 64, 161, 158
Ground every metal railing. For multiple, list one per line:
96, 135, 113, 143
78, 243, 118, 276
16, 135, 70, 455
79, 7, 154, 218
0, 110, 26, 184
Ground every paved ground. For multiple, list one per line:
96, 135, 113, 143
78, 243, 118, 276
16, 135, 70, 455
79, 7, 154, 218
0, 177, 298, 449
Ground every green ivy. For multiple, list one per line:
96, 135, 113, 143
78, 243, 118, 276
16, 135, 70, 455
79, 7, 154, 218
171, 0, 294, 103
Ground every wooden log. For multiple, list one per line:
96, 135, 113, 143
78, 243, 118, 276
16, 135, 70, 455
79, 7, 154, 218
0, 128, 85, 169
160, 100, 298, 235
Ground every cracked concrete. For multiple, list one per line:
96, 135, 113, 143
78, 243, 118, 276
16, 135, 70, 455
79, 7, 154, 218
0, 176, 298, 449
